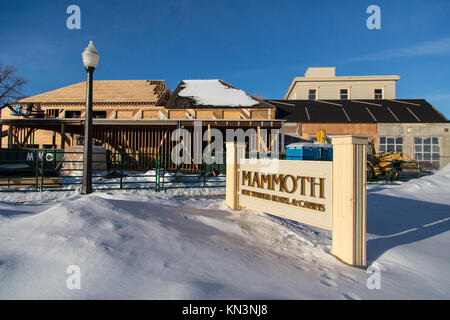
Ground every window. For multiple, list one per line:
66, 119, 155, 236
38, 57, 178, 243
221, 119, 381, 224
46, 109, 59, 118
414, 137, 440, 165
378, 136, 403, 153
66, 110, 81, 118
93, 111, 107, 119
340, 89, 348, 100
308, 89, 317, 100
374, 89, 383, 100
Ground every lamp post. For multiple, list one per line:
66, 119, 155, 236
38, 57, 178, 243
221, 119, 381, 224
81, 41, 100, 195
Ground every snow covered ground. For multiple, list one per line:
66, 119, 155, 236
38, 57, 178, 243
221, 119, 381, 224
0, 166, 449, 299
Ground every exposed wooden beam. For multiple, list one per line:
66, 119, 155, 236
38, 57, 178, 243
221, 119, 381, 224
365, 107, 377, 122
406, 107, 421, 122
386, 99, 421, 106
315, 100, 343, 107
351, 100, 382, 107
341, 108, 351, 122
305, 107, 311, 121
268, 100, 296, 106
386, 106, 400, 122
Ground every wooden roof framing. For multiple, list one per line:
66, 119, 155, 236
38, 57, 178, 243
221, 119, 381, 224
17, 80, 171, 107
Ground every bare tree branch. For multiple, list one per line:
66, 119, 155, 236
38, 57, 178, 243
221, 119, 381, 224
0, 62, 27, 104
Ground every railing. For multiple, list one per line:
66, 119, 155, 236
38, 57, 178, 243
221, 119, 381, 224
0, 148, 431, 191
0, 149, 226, 192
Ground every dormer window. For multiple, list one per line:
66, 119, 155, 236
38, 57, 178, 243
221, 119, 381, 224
340, 89, 349, 100
374, 88, 383, 99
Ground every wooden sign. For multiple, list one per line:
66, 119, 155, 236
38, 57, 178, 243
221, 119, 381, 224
226, 136, 368, 268
239, 159, 332, 230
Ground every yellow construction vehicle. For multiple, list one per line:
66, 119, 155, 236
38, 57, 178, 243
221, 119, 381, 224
315, 129, 327, 143
312, 130, 420, 181
367, 141, 421, 181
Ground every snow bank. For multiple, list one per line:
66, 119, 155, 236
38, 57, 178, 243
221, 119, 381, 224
0, 169, 448, 299
0, 186, 226, 204
0, 193, 337, 299
373, 163, 450, 205
178, 80, 260, 107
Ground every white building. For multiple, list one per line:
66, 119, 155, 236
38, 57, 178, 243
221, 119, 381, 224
284, 67, 400, 100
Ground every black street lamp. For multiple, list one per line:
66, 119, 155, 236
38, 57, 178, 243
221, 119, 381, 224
81, 41, 100, 195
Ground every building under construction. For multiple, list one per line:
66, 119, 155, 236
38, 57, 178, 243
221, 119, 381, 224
0, 79, 284, 169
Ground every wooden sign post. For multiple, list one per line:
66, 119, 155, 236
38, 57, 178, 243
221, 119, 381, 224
225, 141, 245, 211
330, 136, 367, 268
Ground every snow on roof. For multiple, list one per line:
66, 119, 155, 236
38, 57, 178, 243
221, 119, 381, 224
177, 79, 260, 107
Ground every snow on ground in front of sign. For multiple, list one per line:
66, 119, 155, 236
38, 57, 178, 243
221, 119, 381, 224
0, 166, 448, 299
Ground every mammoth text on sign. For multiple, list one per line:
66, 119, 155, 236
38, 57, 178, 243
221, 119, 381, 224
238, 159, 332, 230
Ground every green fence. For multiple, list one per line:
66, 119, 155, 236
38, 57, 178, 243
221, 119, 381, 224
0, 148, 425, 191
0, 148, 227, 192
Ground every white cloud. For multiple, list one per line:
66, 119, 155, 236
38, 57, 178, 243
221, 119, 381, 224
425, 93, 450, 101
350, 36, 450, 62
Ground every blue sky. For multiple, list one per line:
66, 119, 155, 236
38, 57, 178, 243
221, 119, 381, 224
1, 0, 449, 118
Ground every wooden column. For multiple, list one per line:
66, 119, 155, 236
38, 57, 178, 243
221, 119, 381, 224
225, 142, 245, 210
257, 126, 261, 152
331, 135, 368, 268
52, 130, 56, 148
8, 125, 12, 148
60, 123, 65, 149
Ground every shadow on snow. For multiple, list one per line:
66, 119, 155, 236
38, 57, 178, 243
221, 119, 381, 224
366, 192, 450, 264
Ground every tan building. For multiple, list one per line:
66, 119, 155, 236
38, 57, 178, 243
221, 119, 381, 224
275, 68, 450, 169
284, 67, 399, 100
